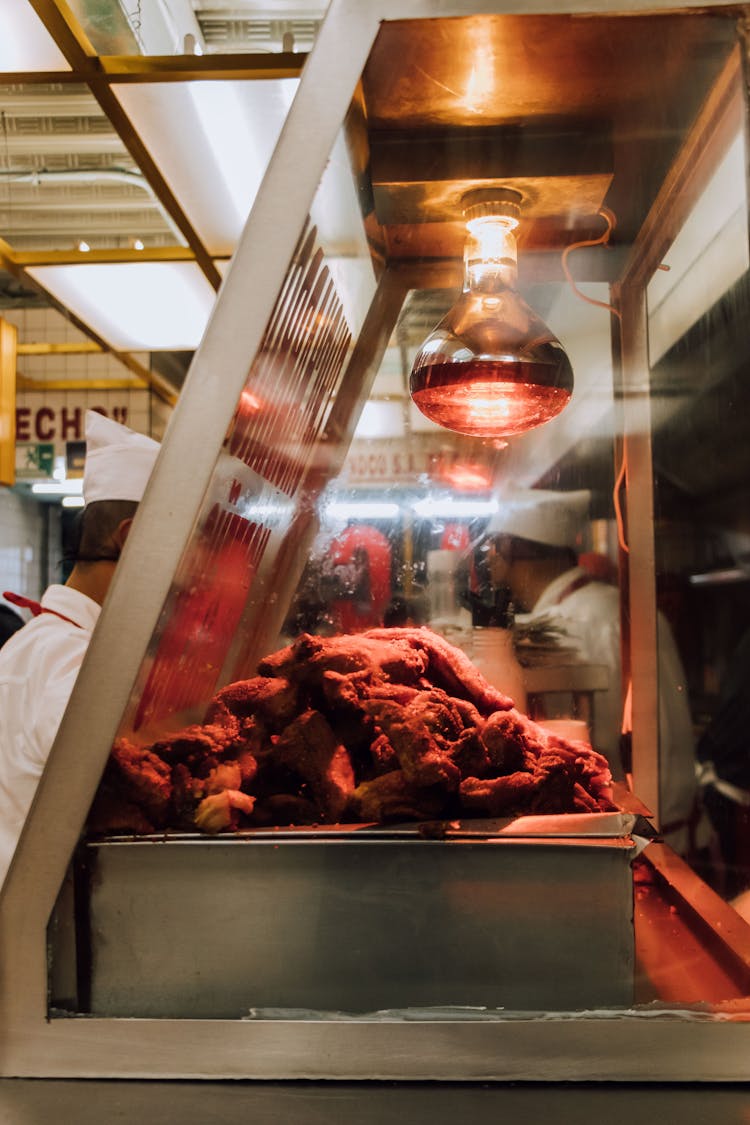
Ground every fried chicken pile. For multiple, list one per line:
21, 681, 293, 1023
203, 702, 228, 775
87, 627, 616, 837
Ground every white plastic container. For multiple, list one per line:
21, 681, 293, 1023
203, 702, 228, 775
471, 626, 527, 713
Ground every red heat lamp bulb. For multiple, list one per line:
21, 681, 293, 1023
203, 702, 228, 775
410, 188, 574, 440
410, 354, 573, 440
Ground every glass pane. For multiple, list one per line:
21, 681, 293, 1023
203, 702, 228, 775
49, 9, 750, 1041
648, 109, 750, 897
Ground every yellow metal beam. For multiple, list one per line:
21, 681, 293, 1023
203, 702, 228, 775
0, 52, 307, 87
16, 376, 148, 390
17, 342, 103, 356
0, 319, 18, 487
101, 52, 307, 83
14, 247, 200, 267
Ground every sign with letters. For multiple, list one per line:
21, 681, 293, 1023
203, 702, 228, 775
15, 402, 132, 444
14, 390, 154, 480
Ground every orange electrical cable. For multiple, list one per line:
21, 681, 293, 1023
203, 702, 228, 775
562, 206, 629, 554
561, 207, 622, 320
613, 445, 629, 555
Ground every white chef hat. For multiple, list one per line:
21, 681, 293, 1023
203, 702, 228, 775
83, 410, 160, 506
487, 487, 591, 550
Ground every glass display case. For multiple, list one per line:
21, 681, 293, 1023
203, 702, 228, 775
3, 0, 750, 1083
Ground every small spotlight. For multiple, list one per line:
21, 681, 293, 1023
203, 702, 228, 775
77, 240, 90, 253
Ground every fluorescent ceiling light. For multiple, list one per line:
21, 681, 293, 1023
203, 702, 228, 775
62, 496, 86, 509
187, 82, 270, 231
412, 496, 498, 519
1, 0, 71, 71
26, 261, 216, 350
325, 501, 401, 521
114, 80, 297, 255
32, 480, 83, 496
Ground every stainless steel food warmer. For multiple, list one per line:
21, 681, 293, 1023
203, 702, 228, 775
4, 0, 750, 1086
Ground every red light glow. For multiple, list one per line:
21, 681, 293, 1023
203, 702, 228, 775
239, 390, 263, 414
438, 461, 494, 491
411, 359, 572, 439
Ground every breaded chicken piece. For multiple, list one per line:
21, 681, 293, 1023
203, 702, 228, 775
364, 627, 514, 715
351, 770, 444, 823
205, 675, 299, 732
275, 709, 356, 822
364, 698, 461, 791
107, 738, 172, 826
258, 631, 428, 684
459, 772, 539, 816
480, 709, 544, 775
149, 721, 240, 763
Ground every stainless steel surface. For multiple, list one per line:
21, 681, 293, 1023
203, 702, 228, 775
361, 10, 735, 265
7, 1080, 750, 1125
73, 835, 634, 1018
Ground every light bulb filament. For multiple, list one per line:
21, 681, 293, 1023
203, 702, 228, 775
464, 216, 517, 292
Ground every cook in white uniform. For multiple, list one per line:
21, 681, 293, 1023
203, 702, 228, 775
487, 487, 709, 856
0, 411, 159, 888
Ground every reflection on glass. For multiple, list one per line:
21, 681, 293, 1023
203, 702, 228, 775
54, 10, 750, 1040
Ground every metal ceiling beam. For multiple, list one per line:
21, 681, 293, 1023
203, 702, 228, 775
17, 340, 102, 353
0, 50, 308, 88
26, 0, 222, 290
100, 51, 307, 82
14, 246, 203, 264
17, 375, 148, 389
0, 234, 178, 404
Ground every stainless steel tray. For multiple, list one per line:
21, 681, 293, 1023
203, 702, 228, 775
55, 829, 638, 1020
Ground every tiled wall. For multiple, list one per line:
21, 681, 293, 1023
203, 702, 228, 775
0, 490, 61, 616
6, 305, 160, 446
4, 307, 150, 388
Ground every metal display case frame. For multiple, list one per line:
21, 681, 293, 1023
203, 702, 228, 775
2, 0, 750, 1082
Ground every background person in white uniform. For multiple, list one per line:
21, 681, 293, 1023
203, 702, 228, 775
486, 487, 708, 858
0, 410, 159, 888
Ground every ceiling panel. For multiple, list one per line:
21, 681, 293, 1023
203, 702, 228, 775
0, 81, 180, 251
0, 0, 71, 72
